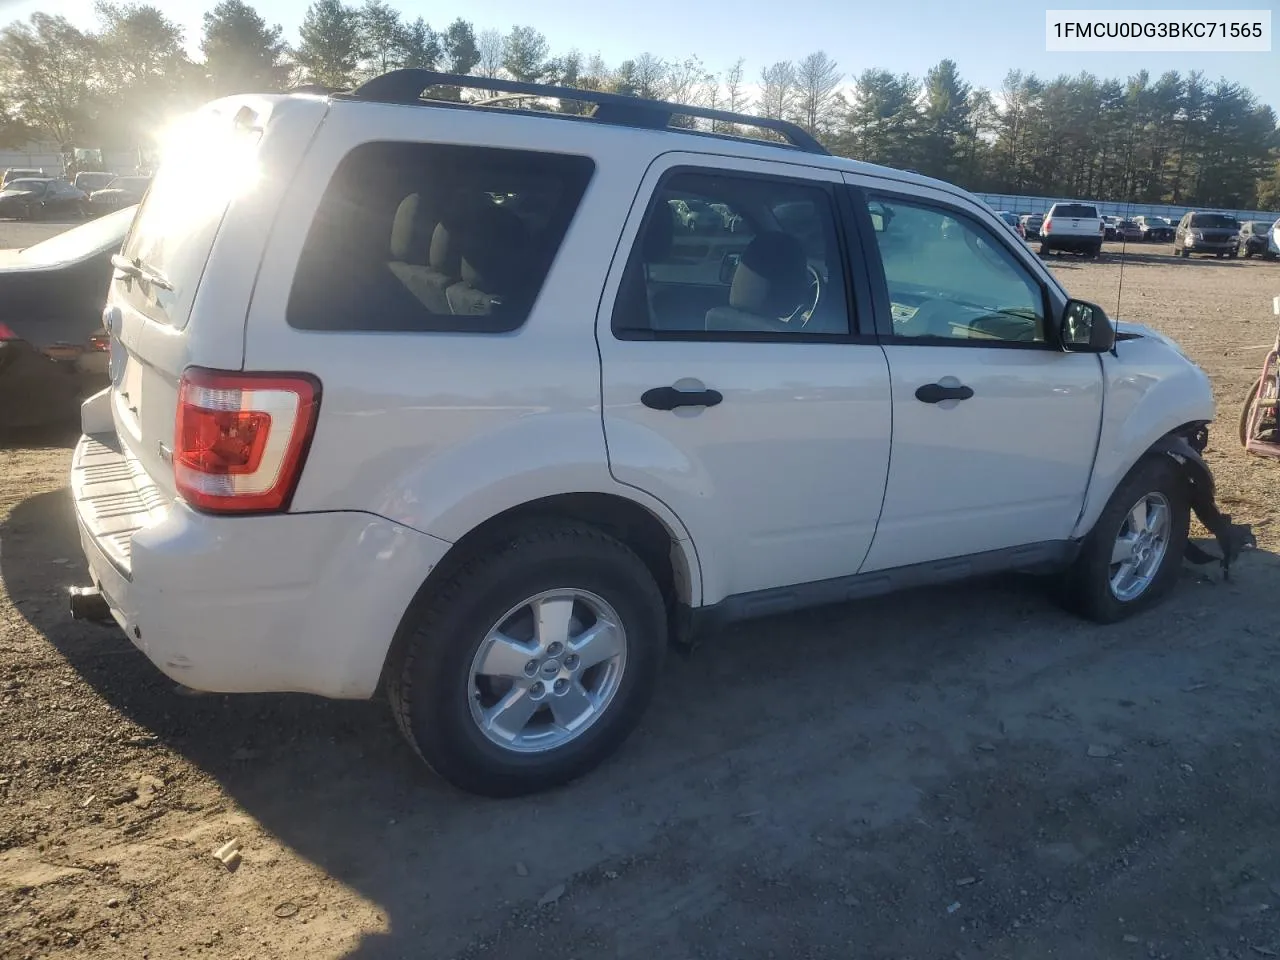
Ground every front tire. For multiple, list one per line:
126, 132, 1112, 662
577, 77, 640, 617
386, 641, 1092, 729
1061, 456, 1190, 624
387, 522, 667, 797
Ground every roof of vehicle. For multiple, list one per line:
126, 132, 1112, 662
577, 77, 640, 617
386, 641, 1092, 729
272, 69, 984, 212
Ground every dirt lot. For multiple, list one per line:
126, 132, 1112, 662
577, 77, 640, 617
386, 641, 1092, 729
2, 229, 1280, 960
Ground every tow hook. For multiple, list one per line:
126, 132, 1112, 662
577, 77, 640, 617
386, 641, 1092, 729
68, 585, 113, 624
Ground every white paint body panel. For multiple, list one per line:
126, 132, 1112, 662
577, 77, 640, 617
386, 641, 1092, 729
864, 345, 1103, 571
596, 153, 892, 604
1072, 321, 1216, 538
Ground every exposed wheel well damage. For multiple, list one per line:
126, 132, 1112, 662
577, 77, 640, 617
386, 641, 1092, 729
1143, 424, 1255, 576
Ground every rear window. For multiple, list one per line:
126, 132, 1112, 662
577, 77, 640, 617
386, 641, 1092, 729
1189, 213, 1238, 228
1051, 204, 1098, 218
287, 142, 595, 334
120, 106, 259, 328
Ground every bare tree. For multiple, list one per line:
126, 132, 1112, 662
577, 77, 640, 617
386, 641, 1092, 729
724, 57, 749, 114
632, 52, 665, 99
758, 60, 798, 125
475, 27, 502, 79
663, 55, 708, 105
795, 50, 840, 135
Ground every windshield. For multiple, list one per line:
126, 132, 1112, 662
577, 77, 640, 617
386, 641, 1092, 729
76, 173, 114, 190
5, 179, 47, 194
1190, 214, 1238, 228
17, 205, 137, 265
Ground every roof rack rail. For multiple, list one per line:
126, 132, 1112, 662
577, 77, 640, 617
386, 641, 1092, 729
344, 69, 829, 156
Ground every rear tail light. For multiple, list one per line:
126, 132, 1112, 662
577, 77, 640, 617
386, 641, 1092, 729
88, 333, 110, 352
0, 323, 19, 341
1042, 219, 1052, 234
174, 368, 321, 514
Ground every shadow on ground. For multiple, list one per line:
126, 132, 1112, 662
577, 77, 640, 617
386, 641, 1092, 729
5, 484, 1280, 959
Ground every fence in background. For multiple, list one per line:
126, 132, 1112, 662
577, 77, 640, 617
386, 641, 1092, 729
1, 144, 144, 177
975, 192, 1280, 224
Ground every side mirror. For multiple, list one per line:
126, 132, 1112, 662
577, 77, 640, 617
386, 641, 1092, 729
1061, 299, 1115, 353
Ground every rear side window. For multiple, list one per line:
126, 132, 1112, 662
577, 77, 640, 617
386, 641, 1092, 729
1051, 204, 1098, 218
287, 142, 595, 333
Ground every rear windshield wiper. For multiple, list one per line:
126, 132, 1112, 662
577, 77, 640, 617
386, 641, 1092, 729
111, 253, 173, 291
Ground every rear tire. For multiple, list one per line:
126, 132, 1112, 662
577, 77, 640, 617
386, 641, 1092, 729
386, 522, 667, 797
1228, 249, 1238, 259
1060, 456, 1190, 624
1039, 241, 1051, 256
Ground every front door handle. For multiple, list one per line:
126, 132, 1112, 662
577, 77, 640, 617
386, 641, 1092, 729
641, 386, 724, 410
915, 382, 974, 404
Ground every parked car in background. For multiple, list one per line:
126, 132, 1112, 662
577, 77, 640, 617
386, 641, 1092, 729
1102, 216, 1118, 241
1020, 213, 1043, 238
0, 178, 88, 220
73, 171, 116, 195
1115, 219, 1143, 242
0, 205, 137, 430
1269, 218, 1280, 259
87, 175, 152, 215
1239, 220, 1276, 259
1040, 202, 1104, 257
1174, 211, 1240, 259
993, 210, 1026, 238
1134, 216, 1174, 243
1, 168, 44, 187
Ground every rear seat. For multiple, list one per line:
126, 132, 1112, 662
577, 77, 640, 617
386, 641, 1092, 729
446, 204, 530, 317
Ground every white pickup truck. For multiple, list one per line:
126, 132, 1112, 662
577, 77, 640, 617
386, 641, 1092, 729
1040, 202, 1105, 258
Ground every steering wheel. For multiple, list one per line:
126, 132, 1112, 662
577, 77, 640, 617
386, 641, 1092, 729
778, 265, 822, 326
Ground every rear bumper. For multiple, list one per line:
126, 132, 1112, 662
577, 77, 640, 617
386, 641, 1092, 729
1042, 235, 1101, 249
72, 429, 452, 699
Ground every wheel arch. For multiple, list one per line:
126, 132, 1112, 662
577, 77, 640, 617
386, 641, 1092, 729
1073, 419, 1209, 540
379, 491, 700, 690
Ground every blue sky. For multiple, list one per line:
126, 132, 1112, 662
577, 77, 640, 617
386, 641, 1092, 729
2, 0, 1278, 110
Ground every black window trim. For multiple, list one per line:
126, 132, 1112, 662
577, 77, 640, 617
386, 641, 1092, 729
610, 163, 877, 345
852, 186, 1062, 352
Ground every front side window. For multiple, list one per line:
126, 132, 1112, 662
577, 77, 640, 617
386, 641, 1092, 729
288, 142, 594, 333
612, 170, 851, 338
867, 196, 1046, 344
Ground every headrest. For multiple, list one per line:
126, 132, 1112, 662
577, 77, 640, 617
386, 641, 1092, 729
643, 202, 677, 262
729, 231, 808, 316
428, 222, 459, 274
458, 203, 530, 292
389, 193, 433, 262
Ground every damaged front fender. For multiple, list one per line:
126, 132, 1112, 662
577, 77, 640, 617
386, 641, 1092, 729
1149, 432, 1255, 577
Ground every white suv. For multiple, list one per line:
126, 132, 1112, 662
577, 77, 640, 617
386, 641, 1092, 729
69, 70, 1252, 797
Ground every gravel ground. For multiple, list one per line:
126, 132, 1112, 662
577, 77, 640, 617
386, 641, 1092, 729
2, 229, 1280, 960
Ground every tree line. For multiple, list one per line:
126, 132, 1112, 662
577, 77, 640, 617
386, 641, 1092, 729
2, 0, 1278, 209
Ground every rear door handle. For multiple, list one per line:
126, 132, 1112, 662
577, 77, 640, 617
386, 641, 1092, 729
641, 386, 724, 410
915, 382, 974, 404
